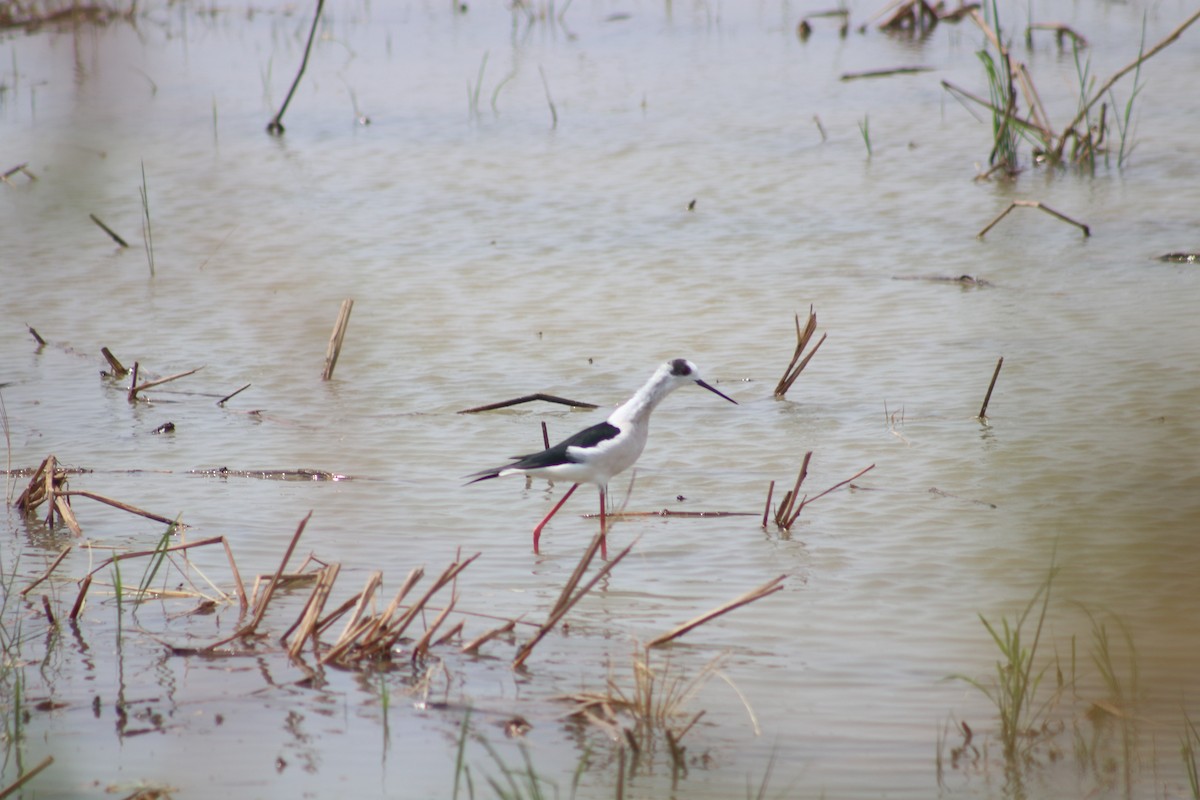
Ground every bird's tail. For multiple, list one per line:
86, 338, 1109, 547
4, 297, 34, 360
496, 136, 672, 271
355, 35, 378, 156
463, 466, 504, 485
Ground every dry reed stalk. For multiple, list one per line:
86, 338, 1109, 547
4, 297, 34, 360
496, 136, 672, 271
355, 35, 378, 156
761, 481, 775, 528
374, 554, 478, 653
977, 200, 1090, 238
89, 213, 130, 247
841, 66, 933, 80
266, 0, 326, 135
433, 619, 465, 649
327, 570, 383, 643
216, 383, 251, 406
791, 463, 876, 528
357, 568, 427, 647
207, 512, 311, 649
20, 546, 72, 596
457, 393, 598, 414
461, 619, 516, 655
322, 298, 354, 381
27, 325, 46, 346
978, 356, 1004, 419
53, 494, 81, 536
647, 575, 787, 647
513, 535, 637, 669
100, 347, 128, 377
127, 362, 139, 402
1026, 22, 1088, 47
40, 595, 56, 626
15, 454, 56, 516
411, 595, 457, 660
541, 420, 550, 449
129, 366, 204, 401
774, 307, 827, 398
69, 575, 92, 620
1050, 8, 1200, 162
79, 535, 248, 609
59, 490, 180, 527
538, 65, 558, 129
0, 755, 54, 797
773, 451, 813, 529
285, 562, 341, 658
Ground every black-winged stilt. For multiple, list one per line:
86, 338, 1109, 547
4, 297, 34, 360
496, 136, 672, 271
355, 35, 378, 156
467, 358, 737, 553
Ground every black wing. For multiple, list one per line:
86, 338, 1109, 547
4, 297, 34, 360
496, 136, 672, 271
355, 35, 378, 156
465, 421, 621, 483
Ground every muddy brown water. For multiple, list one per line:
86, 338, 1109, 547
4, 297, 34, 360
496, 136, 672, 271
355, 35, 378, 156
3, 1, 1200, 798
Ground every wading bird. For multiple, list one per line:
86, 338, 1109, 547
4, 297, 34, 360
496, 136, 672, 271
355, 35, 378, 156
467, 358, 737, 553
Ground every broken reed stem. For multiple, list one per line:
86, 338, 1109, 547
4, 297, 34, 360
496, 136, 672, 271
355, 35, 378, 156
513, 534, 637, 670
266, 0, 326, 134
761, 481, 775, 528
538, 65, 558, 129
69, 575, 91, 620
76, 536, 247, 610
322, 298, 354, 381
127, 362, 140, 401
59, 490, 180, 527
216, 383, 251, 406
774, 306, 827, 398
0, 755, 54, 797
379, 554, 479, 650
330, 570, 383, 643
207, 512, 312, 649
774, 451, 813, 529
285, 562, 341, 659
977, 200, 1090, 238
140, 161, 155, 277
541, 421, 550, 449
129, 366, 205, 401
411, 595, 457, 660
978, 356, 1004, 419
791, 463, 876, 523
432, 619, 465, 649
20, 547, 72, 596
648, 575, 787, 648
89, 213, 129, 247
461, 619, 516, 655
27, 325, 46, 346
101, 347, 128, 377
53, 494, 81, 535
458, 393, 598, 414
1051, 7, 1200, 161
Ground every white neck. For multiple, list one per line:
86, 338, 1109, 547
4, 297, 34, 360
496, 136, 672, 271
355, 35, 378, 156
606, 367, 679, 428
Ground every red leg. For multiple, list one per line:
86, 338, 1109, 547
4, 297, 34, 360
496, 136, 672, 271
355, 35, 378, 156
532, 483, 579, 553
598, 488, 608, 560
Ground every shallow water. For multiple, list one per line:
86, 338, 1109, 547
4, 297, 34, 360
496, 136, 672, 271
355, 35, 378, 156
3, 1, 1200, 797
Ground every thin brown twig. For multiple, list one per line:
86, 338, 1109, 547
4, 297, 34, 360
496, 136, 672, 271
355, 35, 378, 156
648, 575, 787, 647
322, 298, 354, 381
89, 213, 129, 247
514, 535, 637, 670
977, 200, 1090, 238
1052, 8, 1200, 161
20, 547, 72, 596
216, 383, 251, 406
978, 356, 1004, 419
0, 755, 54, 798
129, 366, 204, 401
458, 394, 598, 414
285, 562, 341, 658
207, 512, 312, 649
101, 347, 128, 377
59, 490, 180, 527
461, 619, 516, 655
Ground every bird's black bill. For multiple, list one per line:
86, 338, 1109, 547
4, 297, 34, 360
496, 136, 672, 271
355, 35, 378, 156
696, 379, 738, 404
